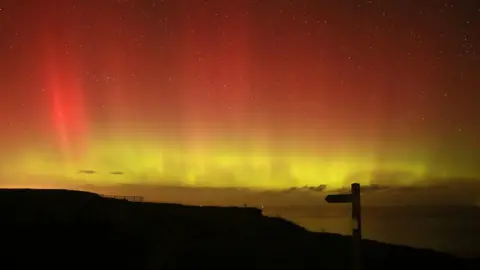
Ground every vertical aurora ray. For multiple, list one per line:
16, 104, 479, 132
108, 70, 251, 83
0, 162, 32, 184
45, 56, 88, 163
38, 3, 90, 168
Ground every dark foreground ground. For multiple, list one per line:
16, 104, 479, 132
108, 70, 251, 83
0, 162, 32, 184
0, 189, 478, 270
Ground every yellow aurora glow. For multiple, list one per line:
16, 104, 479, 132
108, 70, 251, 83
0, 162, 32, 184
1, 138, 447, 190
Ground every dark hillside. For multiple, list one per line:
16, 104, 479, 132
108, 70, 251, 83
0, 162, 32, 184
0, 189, 476, 270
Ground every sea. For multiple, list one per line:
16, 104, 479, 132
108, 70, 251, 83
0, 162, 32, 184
264, 204, 480, 258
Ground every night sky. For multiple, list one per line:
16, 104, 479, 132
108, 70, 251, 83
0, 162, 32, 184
0, 0, 479, 189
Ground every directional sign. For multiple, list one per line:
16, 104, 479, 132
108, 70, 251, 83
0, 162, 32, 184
325, 183, 362, 270
325, 193, 352, 203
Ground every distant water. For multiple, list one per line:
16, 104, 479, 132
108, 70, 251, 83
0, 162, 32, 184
264, 205, 480, 258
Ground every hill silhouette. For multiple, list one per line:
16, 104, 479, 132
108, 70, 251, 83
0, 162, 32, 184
0, 189, 477, 270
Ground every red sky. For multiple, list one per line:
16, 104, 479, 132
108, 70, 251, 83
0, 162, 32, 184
0, 0, 478, 188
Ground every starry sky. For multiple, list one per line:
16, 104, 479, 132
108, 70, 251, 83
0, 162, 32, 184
0, 0, 479, 189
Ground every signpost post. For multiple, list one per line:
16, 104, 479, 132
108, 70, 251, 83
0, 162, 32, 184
325, 183, 362, 270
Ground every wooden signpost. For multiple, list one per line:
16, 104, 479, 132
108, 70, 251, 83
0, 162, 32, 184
325, 183, 362, 270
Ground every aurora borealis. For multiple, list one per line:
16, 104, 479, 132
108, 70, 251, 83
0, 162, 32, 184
0, 0, 479, 189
